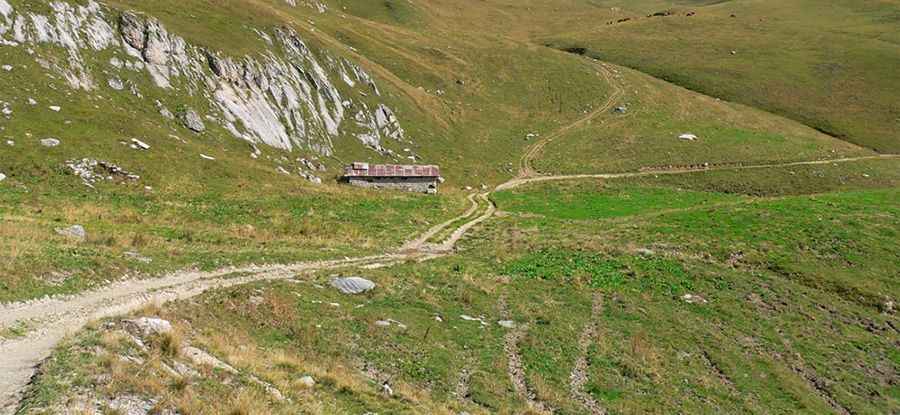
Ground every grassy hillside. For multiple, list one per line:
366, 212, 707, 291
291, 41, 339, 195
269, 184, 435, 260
533, 62, 873, 175
539, 0, 900, 152
22, 159, 900, 413
4, 0, 899, 413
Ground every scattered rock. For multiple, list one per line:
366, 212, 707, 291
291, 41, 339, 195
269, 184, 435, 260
107, 394, 156, 415
156, 101, 174, 119
636, 248, 655, 256
613, 106, 628, 114
678, 133, 698, 141
55, 225, 86, 241
42, 271, 72, 286
298, 375, 316, 388
108, 78, 125, 90
130, 138, 151, 150
180, 108, 206, 132
49, 105, 61, 112
1, 65, 12, 71
374, 319, 407, 329
200, 154, 215, 161
497, 320, 517, 329
0, 173, 5, 182
5, 140, 13, 146
27, 98, 37, 106
123, 317, 173, 337
730, 50, 737, 55
40, 138, 61, 147
66, 158, 140, 186
460, 315, 488, 326
248, 295, 264, 306
181, 346, 238, 374
883, 300, 895, 314
681, 293, 708, 304
172, 360, 199, 378
331, 276, 376, 294
124, 251, 152, 264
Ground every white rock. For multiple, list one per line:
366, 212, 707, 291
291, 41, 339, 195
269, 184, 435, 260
123, 317, 172, 337
681, 293, 708, 304
374, 320, 391, 327
460, 315, 488, 326
27, 98, 36, 106
200, 154, 215, 160
0, 0, 11, 19
4, 1, 412, 161
0, 173, 6, 182
107, 394, 156, 415
1, 65, 11, 71
497, 320, 516, 329
4, 140, 13, 146
180, 108, 206, 132
41, 138, 61, 147
181, 346, 238, 374
108, 77, 125, 90
678, 133, 698, 141
124, 251, 152, 264
49, 106, 61, 112
298, 375, 316, 388
130, 138, 150, 150
55, 224, 86, 241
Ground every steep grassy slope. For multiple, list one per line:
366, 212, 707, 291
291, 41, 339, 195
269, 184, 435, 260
532, 62, 873, 175
0, 0, 472, 302
540, 0, 900, 152
22, 159, 900, 413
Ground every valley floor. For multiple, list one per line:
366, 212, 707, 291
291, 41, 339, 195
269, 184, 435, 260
6, 151, 899, 413
2, 3, 898, 410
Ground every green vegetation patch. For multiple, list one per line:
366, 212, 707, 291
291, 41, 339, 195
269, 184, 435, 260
495, 182, 744, 220
502, 249, 694, 295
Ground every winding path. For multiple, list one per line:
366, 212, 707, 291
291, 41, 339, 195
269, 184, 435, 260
0, 193, 487, 413
519, 62, 625, 177
3, 48, 899, 412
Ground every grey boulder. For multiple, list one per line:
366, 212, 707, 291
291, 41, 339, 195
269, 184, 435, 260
40, 138, 61, 147
180, 108, 206, 132
123, 317, 173, 338
331, 277, 376, 294
55, 225, 86, 241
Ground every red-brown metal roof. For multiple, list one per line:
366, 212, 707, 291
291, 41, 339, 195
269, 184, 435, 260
343, 163, 441, 178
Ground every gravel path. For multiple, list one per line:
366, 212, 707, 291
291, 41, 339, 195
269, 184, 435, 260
0, 192, 492, 414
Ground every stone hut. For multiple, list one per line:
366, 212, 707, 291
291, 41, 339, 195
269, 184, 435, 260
342, 163, 441, 194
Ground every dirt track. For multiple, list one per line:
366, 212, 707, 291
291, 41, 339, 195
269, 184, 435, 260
3, 44, 899, 412
0, 192, 486, 413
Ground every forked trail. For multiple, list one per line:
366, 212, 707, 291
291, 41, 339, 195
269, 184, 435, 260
519, 62, 625, 177
0, 193, 490, 413
3, 49, 899, 412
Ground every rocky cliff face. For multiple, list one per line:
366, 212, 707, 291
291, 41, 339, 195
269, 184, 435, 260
0, 0, 410, 159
